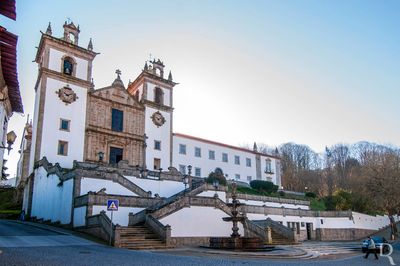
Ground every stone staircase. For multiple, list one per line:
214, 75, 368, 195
118, 224, 167, 250
271, 230, 296, 245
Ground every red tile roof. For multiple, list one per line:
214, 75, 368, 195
0, 0, 16, 20
0, 26, 23, 113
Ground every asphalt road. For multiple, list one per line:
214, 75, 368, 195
0, 220, 398, 266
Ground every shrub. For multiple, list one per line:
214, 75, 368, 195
305, 192, 316, 198
249, 180, 278, 194
278, 190, 285, 197
206, 171, 227, 186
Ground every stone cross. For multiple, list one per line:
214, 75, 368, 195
115, 69, 122, 78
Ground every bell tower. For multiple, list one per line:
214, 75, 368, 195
127, 59, 177, 171
29, 22, 98, 172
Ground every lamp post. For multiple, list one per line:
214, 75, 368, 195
97, 151, 104, 162
182, 165, 191, 193
213, 179, 219, 198
0, 131, 17, 154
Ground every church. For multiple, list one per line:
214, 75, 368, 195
17, 22, 396, 249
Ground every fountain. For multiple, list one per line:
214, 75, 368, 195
209, 182, 270, 250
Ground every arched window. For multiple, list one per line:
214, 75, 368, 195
63, 56, 74, 76
154, 87, 164, 105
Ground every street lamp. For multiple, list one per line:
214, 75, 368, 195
213, 179, 219, 198
0, 131, 17, 154
182, 165, 191, 193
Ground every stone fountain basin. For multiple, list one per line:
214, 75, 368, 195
209, 237, 275, 251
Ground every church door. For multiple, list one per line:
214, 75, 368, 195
109, 147, 123, 164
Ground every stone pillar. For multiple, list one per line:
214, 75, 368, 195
165, 225, 172, 247
266, 226, 272, 244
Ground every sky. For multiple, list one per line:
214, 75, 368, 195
1, 0, 399, 177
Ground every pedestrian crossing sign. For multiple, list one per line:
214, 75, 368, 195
107, 199, 119, 211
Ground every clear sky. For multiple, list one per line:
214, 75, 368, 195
1, 0, 399, 177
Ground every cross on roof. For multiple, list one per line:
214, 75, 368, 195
115, 69, 121, 78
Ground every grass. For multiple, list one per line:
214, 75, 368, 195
0, 210, 20, 214
0, 188, 21, 211
310, 198, 327, 211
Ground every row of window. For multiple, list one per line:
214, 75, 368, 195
178, 165, 257, 181
179, 144, 253, 167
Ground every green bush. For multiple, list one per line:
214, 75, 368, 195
206, 171, 227, 186
249, 180, 278, 194
305, 192, 316, 198
278, 190, 285, 197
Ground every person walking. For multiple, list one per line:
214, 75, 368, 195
364, 236, 379, 260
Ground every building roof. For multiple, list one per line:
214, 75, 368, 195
173, 133, 280, 159
0, 0, 16, 20
0, 26, 23, 113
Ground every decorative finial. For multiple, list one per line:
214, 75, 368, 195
45, 22, 52, 35
87, 38, 93, 51
144, 62, 148, 71
275, 147, 279, 155
253, 142, 258, 152
168, 71, 173, 81
115, 69, 122, 79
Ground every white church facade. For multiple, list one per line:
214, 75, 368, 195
17, 22, 397, 248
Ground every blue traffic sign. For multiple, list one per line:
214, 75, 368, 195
107, 199, 119, 211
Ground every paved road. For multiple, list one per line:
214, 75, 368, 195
0, 220, 398, 266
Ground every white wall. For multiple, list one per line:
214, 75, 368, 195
29, 79, 42, 174
48, 48, 89, 81
39, 78, 87, 168
145, 106, 171, 170
73, 206, 87, 227
92, 205, 144, 226
160, 206, 244, 237
125, 175, 184, 197
30, 167, 73, 224
80, 177, 138, 196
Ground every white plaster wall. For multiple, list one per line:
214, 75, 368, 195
144, 106, 171, 170
147, 83, 171, 107
80, 177, 138, 196
29, 79, 42, 174
352, 212, 393, 230
173, 135, 264, 183
40, 78, 87, 168
125, 176, 183, 197
73, 206, 87, 227
197, 191, 227, 200
30, 167, 73, 224
160, 206, 244, 237
92, 205, 144, 226
48, 48, 88, 80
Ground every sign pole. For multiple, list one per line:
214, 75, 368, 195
109, 210, 113, 246
107, 199, 119, 246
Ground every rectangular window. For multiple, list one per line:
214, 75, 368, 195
208, 150, 215, 160
109, 146, 123, 164
234, 155, 240, 165
179, 165, 186, 175
247, 176, 252, 181
111, 108, 123, 132
195, 167, 201, 177
179, 144, 186, 155
265, 159, 272, 173
246, 158, 251, 167
154, 140, 161, 150
59, 119, 70, 131
154, 158, 161, 170
235, 174, 240, 180
57, 140, 68, 156
222, 153, 228, 163
194, 147, 201, 157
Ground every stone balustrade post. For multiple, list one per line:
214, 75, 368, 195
266, 226, 272, 245
165, 225, 172, 247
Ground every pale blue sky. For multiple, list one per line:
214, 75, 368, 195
1, 0, 399, 177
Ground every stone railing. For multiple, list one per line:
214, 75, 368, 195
253, 218, 296, 241
74, 193, 163, 208
227, 193, 310, 206
243, 205, 352, 218
145, 214, 172, 247
128, 210, 147, 226
86, 210, 113, 242
243, 219, 268, 241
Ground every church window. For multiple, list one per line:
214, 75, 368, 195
234, 155, 240, 165
235, 174, 240, 180
63, 57, 74, 75
246, 158, 251, 167
194, 147, 201, 157
154, 140, 161, 150
209, 150, 215, 160
222, 153, 228, 163
109, 147, 123, 164
179, 144, 186, 155
154, 87, 164, 105
195, 167, 201, 177
154, 158, 161, 170
111, 108, 123, 132
59, 119, 70, 131
179, 165, 186, 175
57, 141, 68, 156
